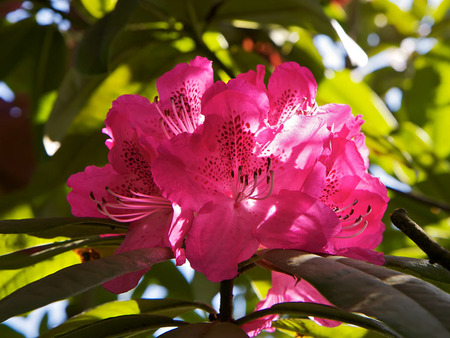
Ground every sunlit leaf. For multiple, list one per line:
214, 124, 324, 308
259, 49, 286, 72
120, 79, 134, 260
44, 69, 108, 143
0, 251, 79, 300
80, 0, 118, 19
317, 70, 398, 135
0, 234, 123, 269
0, 247, 173, 323
258, 249, 450, 337
41, 299, 216, 338
212, 0, 335, 36
59, 314, 185, 338
273, 318, 378, 338
160, 322, 249, 338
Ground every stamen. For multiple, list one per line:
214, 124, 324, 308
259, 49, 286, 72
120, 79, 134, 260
170, 97, 188, 133
250, 170, 274, 200
159, 118, 171, 139
93, 187, 172, 223
333, 199, 358, 213
154, 102, 182, 135
232, 161, 275, 205
293, 97, 307, 114
341, 215, 363, 230
335, 221, 368, 239
178, 94, 195, 132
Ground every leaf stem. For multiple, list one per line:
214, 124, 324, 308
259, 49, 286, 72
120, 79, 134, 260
219, 279, 234, 322
390, 208, 450, 271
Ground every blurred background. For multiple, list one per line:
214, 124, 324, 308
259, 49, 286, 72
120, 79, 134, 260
0, 0, 449, 336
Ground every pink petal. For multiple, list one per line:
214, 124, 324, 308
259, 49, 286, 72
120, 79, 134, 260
258, 114, 331, 192
318, 104, 363, 138
233, 64, 266, 92
267, 62, 317, 126
152, 132, 217, 212
334, 247, 385, 265
67, 164, 123, 218
104, 94, 166, 152
255, 190, 340, 252
244, 272, 340, 335
156, 56, 213, 129
185, 199, 260, 282
103, 209, 173, 293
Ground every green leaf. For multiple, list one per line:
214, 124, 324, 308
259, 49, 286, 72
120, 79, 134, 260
0, 18, 36, 80
0, 234, 123, 269
42, 299, 215, 337
75, 0, 139, 74
0, 247, 173, 322
32, 25, 67, 117
0, 251, 79, 301
58, 314, 186, 338
0, 324, 25, 338
212, 0, 335, 36
273, 318, 377, 338
159, 322, 249, 338
133, 260, 194, 300
80, 0, 118, 19
236, 302, 397, 337
0, 217, 127, 238
44, 69, 108, 143
317, 70, 398, 136
257, 249, 450, 338
384, 255, 450, 289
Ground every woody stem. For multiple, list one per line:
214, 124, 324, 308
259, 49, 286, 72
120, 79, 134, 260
219, 279, 234, 322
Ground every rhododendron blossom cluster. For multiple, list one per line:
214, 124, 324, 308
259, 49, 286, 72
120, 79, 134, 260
67, 56, 388, 334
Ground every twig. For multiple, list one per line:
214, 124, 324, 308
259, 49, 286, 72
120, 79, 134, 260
387, 187, 450, 213
390, 208, 450, 271
219, 279, 234, 322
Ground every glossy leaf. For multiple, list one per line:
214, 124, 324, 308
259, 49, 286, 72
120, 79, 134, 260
59, 314, 185, 338
160, 322, 249, 338
42, 299, 215, 337
236, 302, 398, 337
212, 0, 335, 36
0, 234, 123, 269
257, 249, 450, 337
273, 318, 377, 338
0, 251, 79, 300
317, 70, 398, 136
0, 247, 173, 323
384, 255, 450, 288
0, 217, 127, 238
75, 0, 139, 74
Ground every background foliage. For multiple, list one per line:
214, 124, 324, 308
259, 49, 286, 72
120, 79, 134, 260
0, 0, 449, 337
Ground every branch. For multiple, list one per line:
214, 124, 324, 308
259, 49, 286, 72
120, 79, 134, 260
390, 208, 450, 271
219, 279, 234, 322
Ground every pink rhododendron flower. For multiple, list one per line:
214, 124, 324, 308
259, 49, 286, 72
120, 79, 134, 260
152, 67, 341, 282
243, 62, 388, 336
67, 57, 213, 293
243, 272, 340, 336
